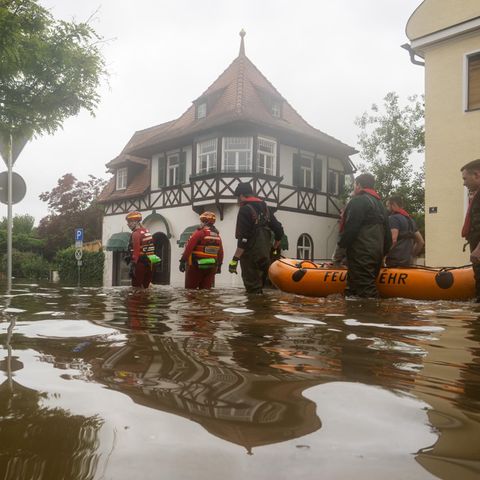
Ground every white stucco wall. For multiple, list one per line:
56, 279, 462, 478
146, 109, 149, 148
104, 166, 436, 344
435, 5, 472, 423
103, 204, 340, 287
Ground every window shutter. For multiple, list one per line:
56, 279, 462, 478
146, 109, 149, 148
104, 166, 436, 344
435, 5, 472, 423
327, 171, 335, 194
179, 151, 187, 184
339, 173, 345, 195
314, 157, 323, 191
468, 54, 480, 110
158, 157, 166, 187
292, 154, 300, 186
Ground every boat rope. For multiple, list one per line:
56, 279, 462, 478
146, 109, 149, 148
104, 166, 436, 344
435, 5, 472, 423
276, 258, 473, 272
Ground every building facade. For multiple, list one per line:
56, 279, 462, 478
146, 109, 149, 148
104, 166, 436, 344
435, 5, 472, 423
405, 0, 480, 266
98, 33, 356, 287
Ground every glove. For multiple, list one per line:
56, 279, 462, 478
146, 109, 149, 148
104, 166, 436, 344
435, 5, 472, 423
179, 260, 186, 273
128, 262, 136, 279
270, 247, 281, 261
228, 257, 239, 274
216, 265, 222, 274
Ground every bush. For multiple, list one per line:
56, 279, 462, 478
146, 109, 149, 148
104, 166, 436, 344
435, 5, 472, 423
0, 249, 51, 279
55, 247, 104, 284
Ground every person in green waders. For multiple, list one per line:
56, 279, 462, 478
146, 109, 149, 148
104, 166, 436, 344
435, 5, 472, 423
229, 182, 284, 294
337, 173, 391, 298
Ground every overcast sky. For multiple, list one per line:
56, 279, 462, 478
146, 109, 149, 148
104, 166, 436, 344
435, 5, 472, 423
7, 0, 424, 223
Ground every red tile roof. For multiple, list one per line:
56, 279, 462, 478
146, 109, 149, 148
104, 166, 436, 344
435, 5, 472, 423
98, 164, 150, 203
124, 47, 355, 158
101, 37, 356, 203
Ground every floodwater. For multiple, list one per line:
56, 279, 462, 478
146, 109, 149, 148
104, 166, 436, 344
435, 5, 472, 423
0, 282, 479, 480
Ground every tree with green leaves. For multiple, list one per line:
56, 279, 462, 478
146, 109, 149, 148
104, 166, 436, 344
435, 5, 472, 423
37, 173, 106, 259
0, 0, 106, 143
355, 92, 425, 217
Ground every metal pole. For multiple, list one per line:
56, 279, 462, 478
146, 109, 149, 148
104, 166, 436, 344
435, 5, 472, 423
7, 133, 13, 291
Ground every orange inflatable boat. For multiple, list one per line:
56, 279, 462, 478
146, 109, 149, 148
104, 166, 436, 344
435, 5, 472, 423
268, 258, 475, 301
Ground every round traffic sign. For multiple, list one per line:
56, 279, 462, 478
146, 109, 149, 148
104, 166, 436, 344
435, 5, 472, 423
0, 171, 26, 205
75, 249, 83, 260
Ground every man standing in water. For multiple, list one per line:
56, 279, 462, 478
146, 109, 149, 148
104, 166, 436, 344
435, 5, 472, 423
385, 195, 424, 267
229, 182, 284, 294
125, 211, 155, 288
461, 159, 480, 301
337, 173, 391, 297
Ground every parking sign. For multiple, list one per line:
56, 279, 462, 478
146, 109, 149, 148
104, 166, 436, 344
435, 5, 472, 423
75, 228, 84, 247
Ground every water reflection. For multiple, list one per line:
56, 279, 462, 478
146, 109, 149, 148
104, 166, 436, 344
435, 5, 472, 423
0, 283, 480, 479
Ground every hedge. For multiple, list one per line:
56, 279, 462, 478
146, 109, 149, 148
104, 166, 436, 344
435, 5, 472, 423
55, 247, 104, 284
1, 249, 51, 279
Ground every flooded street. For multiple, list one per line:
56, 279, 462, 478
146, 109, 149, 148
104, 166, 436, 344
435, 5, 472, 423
1, 282, 480, 480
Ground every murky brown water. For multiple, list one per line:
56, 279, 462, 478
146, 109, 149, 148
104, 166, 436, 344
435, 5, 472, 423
0, 282, 479, 480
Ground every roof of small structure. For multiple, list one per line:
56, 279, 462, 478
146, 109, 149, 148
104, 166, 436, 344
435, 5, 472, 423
115, 31, 356, 160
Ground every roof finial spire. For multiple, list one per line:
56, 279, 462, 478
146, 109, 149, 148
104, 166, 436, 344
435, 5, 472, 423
239, 29, 246, 56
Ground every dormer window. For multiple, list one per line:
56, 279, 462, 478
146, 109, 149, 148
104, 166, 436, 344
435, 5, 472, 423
197, 102, 207, 119
271, 101, 281, 118
116, 167, 127, 190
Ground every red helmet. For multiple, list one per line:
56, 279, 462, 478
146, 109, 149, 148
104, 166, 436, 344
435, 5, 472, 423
126, 211, 142, 222
200, 211, 216, 225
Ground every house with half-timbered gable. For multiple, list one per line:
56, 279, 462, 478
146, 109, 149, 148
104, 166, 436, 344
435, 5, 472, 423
98, 32, 356, 287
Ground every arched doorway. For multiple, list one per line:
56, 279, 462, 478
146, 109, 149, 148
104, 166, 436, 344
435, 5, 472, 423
152, 232, 170, 284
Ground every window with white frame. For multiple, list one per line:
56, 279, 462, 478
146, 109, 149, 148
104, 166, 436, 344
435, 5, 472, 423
116, 167, 127, 190
197, 102, 207, 119
197, 139, 217, 174
328, 170, 344, 196
299, 156, 313, 188
271, 102, 281, 118
297, 234, 313, 260
167, 153, 180, 186
257, 137, 276, 175
222, 137, 252, 172
467, 52, 480, 111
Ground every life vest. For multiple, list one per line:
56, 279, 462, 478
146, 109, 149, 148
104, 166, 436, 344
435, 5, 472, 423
190, 227, 221, 268
140, 229, 155, 255
129, 227, 155, 259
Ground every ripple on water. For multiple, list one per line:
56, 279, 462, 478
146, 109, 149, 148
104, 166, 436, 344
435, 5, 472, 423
343, 318, 445, 333
275, 314, 326, 325
0, 319, 124, 339
222, 307, 254, 314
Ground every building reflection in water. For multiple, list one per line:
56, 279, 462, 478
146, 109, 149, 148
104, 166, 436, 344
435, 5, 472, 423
0, 346, 104, 480
95, 332, 321, 453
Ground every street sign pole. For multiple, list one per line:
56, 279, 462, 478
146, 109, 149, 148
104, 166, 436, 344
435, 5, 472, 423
7, 133, 13, 291
75, 228, 84, 287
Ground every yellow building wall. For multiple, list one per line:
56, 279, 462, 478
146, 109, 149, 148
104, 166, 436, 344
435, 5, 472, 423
423, 33, 480, 266
407, 0, 480, 41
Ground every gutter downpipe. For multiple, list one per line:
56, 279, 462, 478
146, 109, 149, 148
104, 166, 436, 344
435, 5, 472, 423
401, 43, 425, 67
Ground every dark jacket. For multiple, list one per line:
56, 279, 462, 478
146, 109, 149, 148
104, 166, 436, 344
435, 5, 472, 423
338, 192, 392, 253
466, 192, 480, 249
235, 197, 284, 249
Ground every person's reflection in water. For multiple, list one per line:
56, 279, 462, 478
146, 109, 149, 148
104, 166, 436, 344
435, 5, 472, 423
339, 300, 422, 388
125, 289, 171, 333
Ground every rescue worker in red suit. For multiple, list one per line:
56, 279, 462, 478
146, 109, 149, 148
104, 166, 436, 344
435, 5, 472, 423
125, 211, 155, 288
179, 211, 224, 289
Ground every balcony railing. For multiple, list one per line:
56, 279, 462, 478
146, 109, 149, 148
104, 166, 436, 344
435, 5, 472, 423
189, 172, 283, 206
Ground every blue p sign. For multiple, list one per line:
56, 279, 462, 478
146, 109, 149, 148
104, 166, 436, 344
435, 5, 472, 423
75, 228, 84, 245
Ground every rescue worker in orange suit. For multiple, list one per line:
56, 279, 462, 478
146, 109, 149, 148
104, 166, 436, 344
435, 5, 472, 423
179, 211, 224, 289
229, 182, 284, 294
461, 159, 480, 301
125, 211, 155, 288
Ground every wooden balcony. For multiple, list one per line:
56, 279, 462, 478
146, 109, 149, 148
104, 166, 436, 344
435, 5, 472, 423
189, 172, 283, 208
